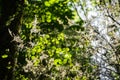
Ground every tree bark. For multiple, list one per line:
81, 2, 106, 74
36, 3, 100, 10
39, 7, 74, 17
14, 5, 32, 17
0, 0, 24, 80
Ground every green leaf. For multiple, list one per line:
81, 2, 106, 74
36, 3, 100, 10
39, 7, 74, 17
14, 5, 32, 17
54, 59, 62, 65
63, 59, 68, 64
81, 76, 87, 80
31, 56, 35, 60
87, 66, 93, 73
64, 53, 72, 59
45, 1, 51, 7
2, 54, 8, 58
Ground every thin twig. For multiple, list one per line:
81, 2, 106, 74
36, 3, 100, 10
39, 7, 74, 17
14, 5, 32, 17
106, 10, 120, 26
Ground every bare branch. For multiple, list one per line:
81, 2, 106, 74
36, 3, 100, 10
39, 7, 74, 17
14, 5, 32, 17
106, 10, 120, 26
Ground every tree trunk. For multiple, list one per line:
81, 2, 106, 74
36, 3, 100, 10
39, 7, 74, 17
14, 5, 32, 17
0, 0, 24, 80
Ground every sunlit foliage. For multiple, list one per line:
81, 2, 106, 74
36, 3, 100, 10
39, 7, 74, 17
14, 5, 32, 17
14, 0, 94, 79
